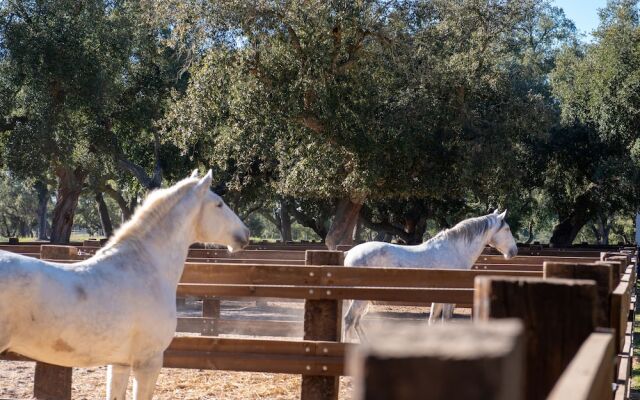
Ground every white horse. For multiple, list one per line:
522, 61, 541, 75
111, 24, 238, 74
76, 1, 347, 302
0, 170, 250, 400
343, 210, 517, 341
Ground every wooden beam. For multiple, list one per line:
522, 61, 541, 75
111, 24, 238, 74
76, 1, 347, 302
301, 251, 343, 400
349, 320, 525, 400
610, 279, 632, 352
474, 277, 598, 400
476, 255, 599, 265
176, 283, 474, 304
543, 262, 614, 327
547, 332, 614, 400
201, 298, 220, 336
179, 263, 540, 287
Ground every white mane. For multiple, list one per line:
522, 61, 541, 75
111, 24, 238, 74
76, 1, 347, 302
434, 214, 500, 243
98, 177, 200, 254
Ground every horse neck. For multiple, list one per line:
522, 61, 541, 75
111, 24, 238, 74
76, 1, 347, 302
106, 200, 199, 285
447, 229, 494, 268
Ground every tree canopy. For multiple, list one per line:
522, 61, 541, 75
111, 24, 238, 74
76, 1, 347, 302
0, 0, 637, 246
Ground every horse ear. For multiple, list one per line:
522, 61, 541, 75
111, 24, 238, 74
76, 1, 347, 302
195, 170, 212, 195
493, 209, 500, 215
499, 209, 507, 219
190, 169, 199, 178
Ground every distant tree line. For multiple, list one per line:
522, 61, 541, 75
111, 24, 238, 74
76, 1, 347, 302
0, 0, 638, 247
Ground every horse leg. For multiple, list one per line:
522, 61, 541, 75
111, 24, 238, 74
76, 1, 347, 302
106, 364, 130, 400
344, 300, 369, 342
442, 303, 455, 320
132, 353, 163, 400
428, 302, 443, 325
355, 322, 368, 342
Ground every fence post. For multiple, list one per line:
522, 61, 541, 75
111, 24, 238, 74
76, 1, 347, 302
474, 277, 597, 400
35, 245, 75, 399
543, 262, 613, 327
301, 250, 343, 400
34, 361, 72, 400
348, 320, 525, 400
202, 298, 221, 336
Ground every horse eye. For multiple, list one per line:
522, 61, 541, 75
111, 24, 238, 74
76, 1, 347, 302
216, 203, 223, 208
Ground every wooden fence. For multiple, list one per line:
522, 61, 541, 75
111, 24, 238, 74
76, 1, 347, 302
0, 247, 636, 400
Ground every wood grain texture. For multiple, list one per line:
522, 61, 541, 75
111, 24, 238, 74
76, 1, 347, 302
474, 277, 598, 400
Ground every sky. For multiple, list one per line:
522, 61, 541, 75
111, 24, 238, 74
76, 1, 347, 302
552, 0, 607, 40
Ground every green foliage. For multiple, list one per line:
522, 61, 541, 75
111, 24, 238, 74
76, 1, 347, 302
0, 172, 46, 237
160, 0, 577, 233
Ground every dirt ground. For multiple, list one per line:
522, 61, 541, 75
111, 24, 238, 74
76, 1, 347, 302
0, 302, 469, 399
0, 363, 354, 399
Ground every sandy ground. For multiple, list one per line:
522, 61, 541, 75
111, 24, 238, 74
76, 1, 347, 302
0, 302, 469, 399
0, 363, 354, 399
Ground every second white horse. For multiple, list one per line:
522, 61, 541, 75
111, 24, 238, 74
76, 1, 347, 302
343, 210, 517, 341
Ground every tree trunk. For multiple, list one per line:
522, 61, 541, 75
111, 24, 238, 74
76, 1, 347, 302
402, 215, 427, 245
50, 166, 87, 244
352, 218, 363, 242
325, 198, 363, 250
590, 224, 602, 245
103, 185, 132, 221
600, 215, 610, 245
288, 204, 329, 240
277, 199, 292, 242
95, 191, 114, 238
128, 192, 138, 220
35, 181, 49, 240
549, 211, 592, 247
525, 220, 534, 244
549, 194, 597, 247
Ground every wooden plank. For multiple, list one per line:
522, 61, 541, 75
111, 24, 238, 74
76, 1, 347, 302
0, 245, 43, 253
188, 249, 306, 260
349, 320, 525, 400
611, 279, 631, 352
543, 262, 614, 327
547, 332, 614, 400
474, 277, 598, 400
202, 298, 220, 336
163, 351, 343, 376
40, 245, 84, 261
476, 255, 600, 265
176, 284, 474, 304
302, 250, 343, 400
164, 337, 346, 376
176, 317, 303, 337
186, 258, 305, 265
180, 263, 540, 287
473, 264, 543, 271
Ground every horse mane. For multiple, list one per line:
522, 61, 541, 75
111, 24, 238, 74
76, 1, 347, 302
98, 177, 200, 253
434, 214, 499, 243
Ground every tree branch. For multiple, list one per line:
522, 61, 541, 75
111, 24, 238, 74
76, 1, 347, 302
359, 206, 410, 242
102, 184, 132, 220
289, 206, 328, 239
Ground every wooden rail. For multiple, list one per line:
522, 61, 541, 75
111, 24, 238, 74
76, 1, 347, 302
0, 247, 636, 400
547, 332, 615, 400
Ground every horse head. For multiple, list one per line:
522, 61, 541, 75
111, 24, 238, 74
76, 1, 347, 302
190, 169, 250, 252
488, 209, 518, 259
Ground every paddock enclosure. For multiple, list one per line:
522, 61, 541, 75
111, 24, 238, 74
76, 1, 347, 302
0, 240, 637, 399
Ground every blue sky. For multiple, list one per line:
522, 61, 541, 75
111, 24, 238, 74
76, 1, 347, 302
552, 0, 607, 40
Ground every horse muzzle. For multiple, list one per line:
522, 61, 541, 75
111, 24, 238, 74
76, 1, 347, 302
504, 247, 518, 260
228, 229, 250, 253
